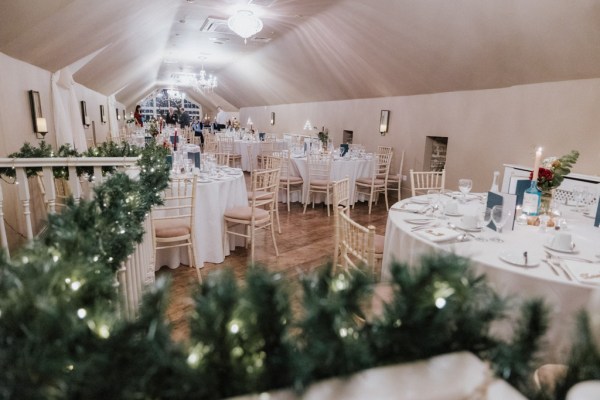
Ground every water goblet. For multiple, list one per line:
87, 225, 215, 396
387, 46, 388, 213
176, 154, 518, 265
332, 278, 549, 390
458, 178, 473, 203
572, 186, 584, 211
491, 205, 512, 235
427, 189, 441, 217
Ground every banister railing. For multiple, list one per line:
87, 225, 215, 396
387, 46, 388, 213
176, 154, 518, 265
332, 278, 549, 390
0, 156, 153, 318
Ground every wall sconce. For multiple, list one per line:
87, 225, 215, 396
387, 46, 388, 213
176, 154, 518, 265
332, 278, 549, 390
116, 108, 121, 120
100, 105, 107, 123
28, 90, 48, 138
379, 110, 390, 135
81, 101, 90, 127
270, 112, 275, 125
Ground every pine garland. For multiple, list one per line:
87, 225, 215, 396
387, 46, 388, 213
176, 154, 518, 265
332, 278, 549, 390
0, 140, 584, 399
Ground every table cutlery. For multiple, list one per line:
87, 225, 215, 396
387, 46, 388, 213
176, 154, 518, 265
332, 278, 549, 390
545, 255, 572, 281
411, 223, 439, 232
544, 250, 598, 264
542, 258, 559, 277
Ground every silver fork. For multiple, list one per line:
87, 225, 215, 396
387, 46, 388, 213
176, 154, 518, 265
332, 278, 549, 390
544, 250, 598, 264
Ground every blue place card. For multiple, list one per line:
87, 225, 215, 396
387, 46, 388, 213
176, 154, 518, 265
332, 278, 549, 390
187, 152, 200, 168
169, 135, 179, 145
340, 143, 349, 157
259, 132, 265, 141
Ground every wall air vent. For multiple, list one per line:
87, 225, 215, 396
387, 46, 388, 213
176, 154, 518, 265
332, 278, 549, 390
200, 17, 232, 34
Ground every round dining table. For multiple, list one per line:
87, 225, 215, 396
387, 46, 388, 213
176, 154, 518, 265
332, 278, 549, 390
155, 169, 248, 270
283, 155, 375, 204
234, 139, 288, 171
381, 194, 600, 361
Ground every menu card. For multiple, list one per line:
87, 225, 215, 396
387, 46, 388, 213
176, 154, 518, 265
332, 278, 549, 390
485, 191, 517, 231
340, 144, 349, 157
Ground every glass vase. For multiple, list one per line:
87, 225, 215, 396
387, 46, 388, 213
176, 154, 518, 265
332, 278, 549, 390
539, 189, 555, 215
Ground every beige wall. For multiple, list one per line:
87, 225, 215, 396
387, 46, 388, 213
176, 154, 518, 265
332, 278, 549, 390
240, 79, 600, 196
0, 52, 125, 250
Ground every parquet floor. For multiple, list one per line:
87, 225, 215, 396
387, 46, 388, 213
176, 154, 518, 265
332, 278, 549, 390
157, 176, 396, 342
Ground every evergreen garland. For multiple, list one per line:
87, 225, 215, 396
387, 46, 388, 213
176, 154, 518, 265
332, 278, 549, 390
0, 140, 587, 399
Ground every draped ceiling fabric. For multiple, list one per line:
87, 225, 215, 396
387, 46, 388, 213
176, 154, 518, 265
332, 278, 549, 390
107, 95, 119, 141
51, 68, 87, 151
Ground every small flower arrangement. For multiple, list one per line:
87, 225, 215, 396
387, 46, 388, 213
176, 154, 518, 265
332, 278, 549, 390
318, 128, 329, 145
529, 150, 579, 192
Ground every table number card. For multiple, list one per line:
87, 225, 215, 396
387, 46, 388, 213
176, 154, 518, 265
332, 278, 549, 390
595, 200, 600, 227
515, 179, 532, 206
486, 191, 517, 231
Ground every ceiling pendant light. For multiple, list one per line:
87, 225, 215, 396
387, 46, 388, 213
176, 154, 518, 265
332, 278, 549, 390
228, 9, 263, 43
195, 67, 218, 92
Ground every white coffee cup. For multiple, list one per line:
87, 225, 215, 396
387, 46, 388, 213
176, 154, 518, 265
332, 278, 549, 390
461, 214, 479, 230
550, 232, 574, 252
445, 201, 459, 215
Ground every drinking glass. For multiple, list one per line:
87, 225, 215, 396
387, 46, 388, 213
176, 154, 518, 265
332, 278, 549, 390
427, 189, 441, 217
491, 205, 512, 234
479, 207, 493, 229
572, 186, 584, 210
458, 178, 473, 203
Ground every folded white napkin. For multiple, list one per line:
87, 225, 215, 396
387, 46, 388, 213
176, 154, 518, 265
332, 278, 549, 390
416, 227, 460, 243
563, 261, 600, 285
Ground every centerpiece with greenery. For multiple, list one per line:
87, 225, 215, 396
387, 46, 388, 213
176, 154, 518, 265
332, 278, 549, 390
529, 150, 579, 212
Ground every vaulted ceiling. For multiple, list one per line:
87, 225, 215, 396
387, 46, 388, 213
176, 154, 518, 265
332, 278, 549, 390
2, 0, 600, 111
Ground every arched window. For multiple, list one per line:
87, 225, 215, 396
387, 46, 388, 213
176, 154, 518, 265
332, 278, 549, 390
138, 89, 202, 122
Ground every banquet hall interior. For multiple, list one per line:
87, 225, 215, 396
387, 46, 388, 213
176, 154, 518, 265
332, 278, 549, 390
1, 1, 600, 399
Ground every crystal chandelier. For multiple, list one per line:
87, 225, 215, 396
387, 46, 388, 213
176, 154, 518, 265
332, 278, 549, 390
172, 68, 217, 93
228, 10, 263, 43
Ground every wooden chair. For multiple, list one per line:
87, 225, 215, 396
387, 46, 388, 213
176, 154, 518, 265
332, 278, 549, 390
332, 178, 351, 268
278, 150, 303, 212
303, 153, 334, 216
223, 168, 280, 263
377, 145, 393, 156
247, 155, 282, 233
386, 150, 405, 200
151, 177, 201, 282
337, 205, 376, 272
218, 136, 242, 168
354, 152, 393, 214
409, 169, 446, 197
203, 135, 218, 154
213, 152, 230, 167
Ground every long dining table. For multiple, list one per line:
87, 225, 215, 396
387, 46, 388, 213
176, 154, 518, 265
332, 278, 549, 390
155, 168, 247, 270
381, 193, 600, 360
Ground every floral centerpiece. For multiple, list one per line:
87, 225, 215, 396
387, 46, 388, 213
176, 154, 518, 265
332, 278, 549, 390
318, 128, 329, 145
529, 150, 579, 212
147, 120, 159, 137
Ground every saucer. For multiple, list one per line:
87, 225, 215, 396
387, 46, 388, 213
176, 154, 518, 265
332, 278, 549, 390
455, 223, 481, 232
543, 243, 578, 254
500, 252, 540, 268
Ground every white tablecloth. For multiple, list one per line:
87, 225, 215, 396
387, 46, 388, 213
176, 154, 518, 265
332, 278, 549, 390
381, 195, 600, 360
284, 156, 374, 204
155, 172, 248, 269
234, 140, 287, 171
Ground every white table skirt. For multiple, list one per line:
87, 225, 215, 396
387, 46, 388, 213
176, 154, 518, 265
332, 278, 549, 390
381, 196, 600, 361
234, 140, 287, 171
155, 173, 248, 270
283, 156, 374, 204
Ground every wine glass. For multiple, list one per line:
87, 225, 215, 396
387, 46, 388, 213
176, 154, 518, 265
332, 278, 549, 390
491, 205, 513, 234
572, 186, 584, 211
479, 207, 493, 229
427, 189, 441, 217
458, 178, 473, 203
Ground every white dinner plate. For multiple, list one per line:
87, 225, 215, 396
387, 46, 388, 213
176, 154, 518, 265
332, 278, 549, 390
544, 242, 578, 254
411, 197, 430, 205
404, 218, 434, 225
499, 252, 540, 268
444, 212, 463, 217
198, 179, 212, 183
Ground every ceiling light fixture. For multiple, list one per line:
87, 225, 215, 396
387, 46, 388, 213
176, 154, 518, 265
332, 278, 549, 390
228, 10, 263, 43
172, 67, 217, 93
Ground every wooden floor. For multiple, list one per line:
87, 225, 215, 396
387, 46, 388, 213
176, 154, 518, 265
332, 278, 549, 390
157, 178, 396, 342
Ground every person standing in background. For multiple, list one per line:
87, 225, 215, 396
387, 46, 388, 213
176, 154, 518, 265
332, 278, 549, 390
215, 106, 228, 131
165, 107, 178, 125
134, 105, 143, 127
178, 107, 190, 128
192, 116, 204, 147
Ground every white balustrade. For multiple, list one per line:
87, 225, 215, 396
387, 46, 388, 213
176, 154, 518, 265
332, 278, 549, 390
0, 156, 153, 318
